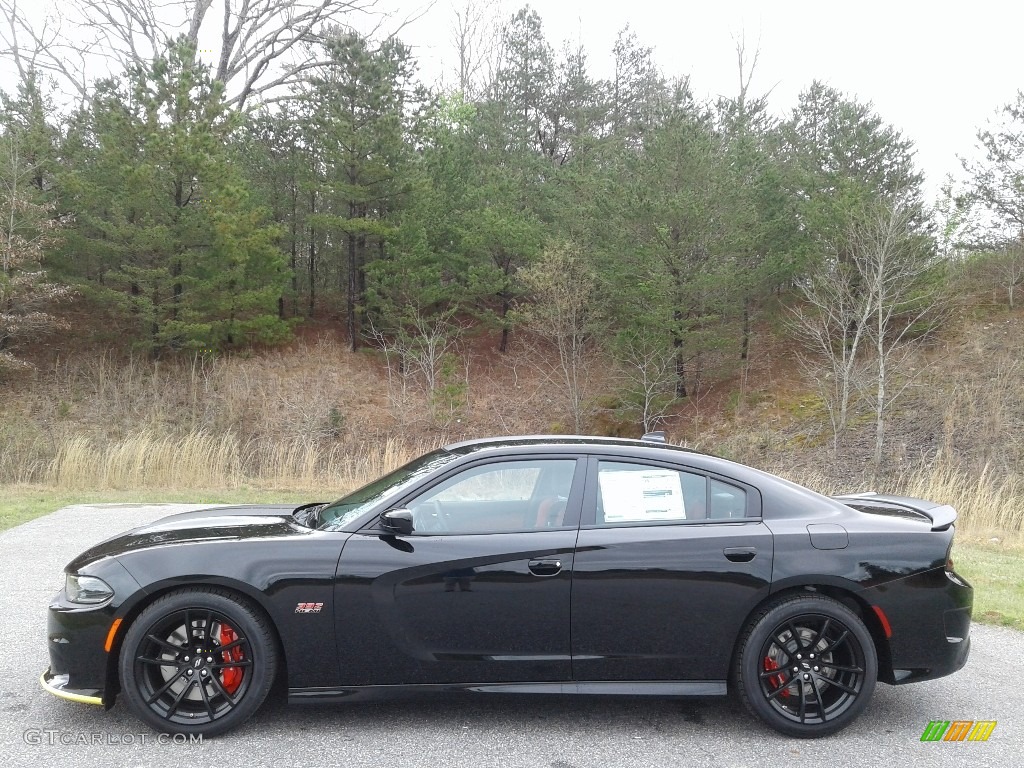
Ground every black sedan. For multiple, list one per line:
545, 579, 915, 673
41, 434, 973, 738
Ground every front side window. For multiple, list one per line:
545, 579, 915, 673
406, 459, 577, 534
318, 450, 459, 530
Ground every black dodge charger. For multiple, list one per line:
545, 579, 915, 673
42, 434, 973, 738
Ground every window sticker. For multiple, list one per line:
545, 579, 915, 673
600, 467, 685, 522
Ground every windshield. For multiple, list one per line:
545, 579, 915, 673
317, 449, 458, 530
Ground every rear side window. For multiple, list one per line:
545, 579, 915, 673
596, 461, 708, 524
709, 478, 747, 519
593, 461, 752, 526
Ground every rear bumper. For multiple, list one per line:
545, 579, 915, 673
889, 633, 971, 685
863, 567, 973, 685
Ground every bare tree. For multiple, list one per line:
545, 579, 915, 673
992, 239, 1024, 309
449, 0, 500, 99
0, 0, 422, 109
790, 197, 944, 462
1, 1, 98, 105
855, 200, 944, 465
789, 257, 873, 448
515, 240, 601, 434
611, 329, 677, 434
369, 309, 467, 428
962, 91, 1024, 238
730, 30, 763, 108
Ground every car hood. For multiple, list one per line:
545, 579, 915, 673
66, 504, 308, 572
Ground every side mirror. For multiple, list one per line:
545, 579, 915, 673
380, 509, 414, 536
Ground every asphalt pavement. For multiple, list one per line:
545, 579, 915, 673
0, 502, 1020, 768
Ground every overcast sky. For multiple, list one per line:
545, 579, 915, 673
4, 0, 1019, 203
390, 0, 1022, 201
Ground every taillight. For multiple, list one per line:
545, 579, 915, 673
944, 544, 969, 586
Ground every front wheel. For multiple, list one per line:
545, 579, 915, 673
734, 594, 878, 738
118, 588, 278, 737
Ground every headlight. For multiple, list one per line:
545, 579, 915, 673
66, 573, 114, 604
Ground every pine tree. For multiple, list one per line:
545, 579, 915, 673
57, 41, 290, 354
302, 30, 417, 351
0, 73, 72, 373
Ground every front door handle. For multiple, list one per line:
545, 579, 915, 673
528, 559, 562, 576
724, 546, 757, 563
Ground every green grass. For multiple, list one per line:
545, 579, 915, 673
0, 485, 313, 533
3, 487, 1022, 632
954, 540, 1024, 630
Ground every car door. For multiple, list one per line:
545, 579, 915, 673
571, 456, 773, 684
334, 455, 585, 686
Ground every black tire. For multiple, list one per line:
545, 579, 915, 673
734, 594, 877, 738
118, 587, 278, 737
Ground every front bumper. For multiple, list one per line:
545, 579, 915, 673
40, 669, 104, 706
42, 560, 144, 708
43, 593, 114, 707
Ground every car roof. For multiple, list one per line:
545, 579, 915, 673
443, 435, 706, 457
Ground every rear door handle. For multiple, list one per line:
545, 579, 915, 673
528, 559, 562, 576
723, 547, 756, 563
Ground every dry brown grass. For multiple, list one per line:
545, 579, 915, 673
30, 425, 1024, 540
2, 331, 593, 452
896, 462, 1024, 536
0, 330, 570, 488
0, 333, 450, 488
3, 291, 1024, 542
777, 460, 1024, 537
46, 430, 439, 492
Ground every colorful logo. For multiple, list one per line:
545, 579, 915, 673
921, 720, 996, 742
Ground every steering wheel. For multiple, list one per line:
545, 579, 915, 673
413, 499, 448, 533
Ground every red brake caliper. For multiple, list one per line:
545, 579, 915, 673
763, 656, 790, 698
218, 624, 244, 695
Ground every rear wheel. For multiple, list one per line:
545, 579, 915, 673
734, 594, 877, 738
119, 588, 278, 736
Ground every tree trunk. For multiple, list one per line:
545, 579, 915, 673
740, 296, 750, 361
356, 208, 367, 342
171, 258, 182, 321
308, 227, 316, 318
874, 312, 886, 466
498, 293, 510, 353
673, 308, 687, 398
290, 181, 298, 317
839, 374, 850, 435
150, 287, 160, 359
347, 225, 358, 353
874, 357, 885, 466
171, 179, 183, 322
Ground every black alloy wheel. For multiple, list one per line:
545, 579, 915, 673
119, 588, 278, 736
734, 594, 878, 738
